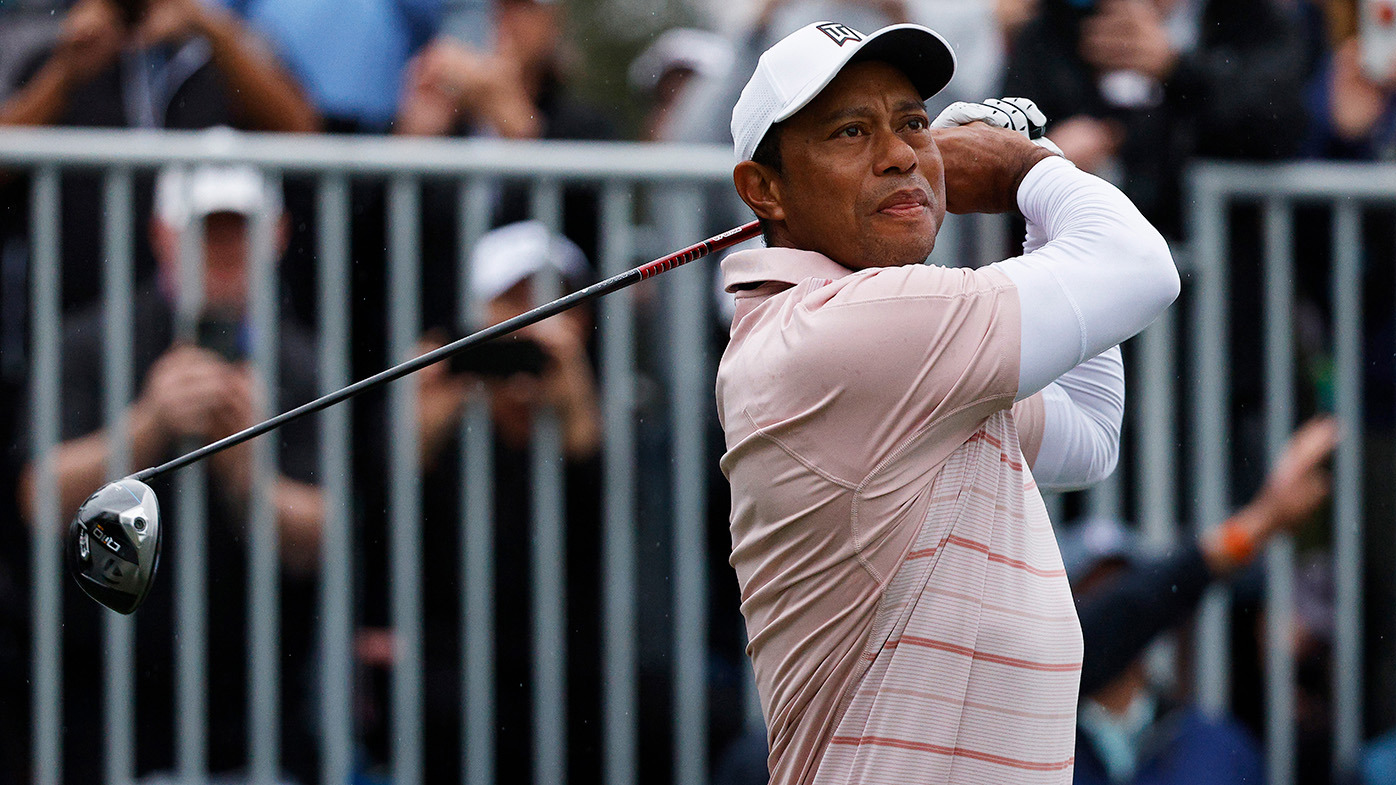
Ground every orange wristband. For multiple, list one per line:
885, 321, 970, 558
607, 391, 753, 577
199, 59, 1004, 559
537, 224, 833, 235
1218, 519, 1258, 566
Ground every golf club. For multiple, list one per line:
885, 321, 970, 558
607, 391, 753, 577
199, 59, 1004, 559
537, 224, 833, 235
67, 219, 762, 614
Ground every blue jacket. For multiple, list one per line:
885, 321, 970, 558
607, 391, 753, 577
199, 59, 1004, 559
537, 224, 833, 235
1074, 704, 1266, 785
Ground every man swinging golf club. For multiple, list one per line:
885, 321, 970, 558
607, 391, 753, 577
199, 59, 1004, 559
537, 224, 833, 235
717, 21, 1179, 785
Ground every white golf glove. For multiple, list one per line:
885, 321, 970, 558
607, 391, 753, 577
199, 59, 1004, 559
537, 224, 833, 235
931, 97, 1064, 157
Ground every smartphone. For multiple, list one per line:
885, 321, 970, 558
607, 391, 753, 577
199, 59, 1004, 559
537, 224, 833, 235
447, 337, 547, 378
196, 317, 244, 363
1360, 0, 1396, 83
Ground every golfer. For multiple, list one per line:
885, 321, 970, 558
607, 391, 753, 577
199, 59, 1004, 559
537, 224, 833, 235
716, 21, 1179, 785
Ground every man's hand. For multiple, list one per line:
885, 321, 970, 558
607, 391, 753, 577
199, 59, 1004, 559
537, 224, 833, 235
1201, 416, 1341, 574
207, 365, 262, 498
932, 122, 1054, 214
413, 335, 473, 468
133, 346, 246, 444
133, 0, 214, 48
396, 37, 540, 138
1080, 0, 1178, 81
1331, 38, 1396, 141
1046, 115, 1124, 173
51, 0, 125, 87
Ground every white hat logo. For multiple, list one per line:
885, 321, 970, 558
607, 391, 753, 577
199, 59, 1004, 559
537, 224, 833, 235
815, 23, 863, 46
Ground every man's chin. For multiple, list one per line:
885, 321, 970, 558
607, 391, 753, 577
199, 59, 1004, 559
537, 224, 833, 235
859, 225, 937, 268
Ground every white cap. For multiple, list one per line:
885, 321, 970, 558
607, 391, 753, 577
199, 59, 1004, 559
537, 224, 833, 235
154, 164, 282, 228
730, 21, 956, 161
469, 221, 588, 303
628, 28, 735, 93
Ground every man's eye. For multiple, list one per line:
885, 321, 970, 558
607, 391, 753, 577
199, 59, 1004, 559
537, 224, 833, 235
836, 126, 863, 138
905, 117, 929, 131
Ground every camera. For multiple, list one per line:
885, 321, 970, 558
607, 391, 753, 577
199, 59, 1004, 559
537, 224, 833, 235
446, 337, 548, 378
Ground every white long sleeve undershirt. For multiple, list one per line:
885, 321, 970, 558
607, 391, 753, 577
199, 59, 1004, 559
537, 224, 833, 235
994, 156, 1179, 490
997, 155, 1179, 397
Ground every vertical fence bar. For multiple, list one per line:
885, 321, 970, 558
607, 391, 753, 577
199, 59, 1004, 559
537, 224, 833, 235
389, 175, 425, 785
665, 187, 709, 785
1136, 305, 1179, 686
1331, 200, 1364, 774
599, 182, 639, 785
317, 174, 355, 785
29, 165, 62, 785
459, 178, 496, 785
174, 171, 210, 784
1085, 468, 1123, 521
1188, 171, 1232, 717
102, 168, 137, 785
529, 179, 569, 785
1262, 199, 1297, 785
248, 172, 282, 784
1135, 306, 1178, 552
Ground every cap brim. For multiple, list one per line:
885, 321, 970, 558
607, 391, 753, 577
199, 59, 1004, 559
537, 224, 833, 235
773, 24, 956, 125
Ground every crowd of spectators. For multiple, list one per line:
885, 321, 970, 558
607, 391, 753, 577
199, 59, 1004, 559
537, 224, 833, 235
0, 0, 1393, 783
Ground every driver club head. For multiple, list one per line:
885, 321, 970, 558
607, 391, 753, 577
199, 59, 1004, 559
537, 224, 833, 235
66, 478, 162, 614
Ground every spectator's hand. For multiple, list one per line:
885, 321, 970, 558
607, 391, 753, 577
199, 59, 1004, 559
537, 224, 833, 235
995, 0, 1040, 41
1331, 38, 1396, 142
133, 345, 244, 446
931, 121, 1054, 214
1250, 417, 1341, 536
396, 38, 540, 138
1202, 416, 1340, 574
413, 335, 473, 468
51, 0, 124, 87
133, 0, 212, 47
206, 365, 261, 497
527, 317, 601, 459
1080, 0, 1178, 81
1045, 115, 1124, 173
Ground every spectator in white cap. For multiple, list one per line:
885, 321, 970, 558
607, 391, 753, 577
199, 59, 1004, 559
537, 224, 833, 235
403, 219, 606, 785
151, 163, 287, 315
17, 162, 326, 781
716, 17, 1179, 785
630, 27, 736, 141
416, 219, 598, 468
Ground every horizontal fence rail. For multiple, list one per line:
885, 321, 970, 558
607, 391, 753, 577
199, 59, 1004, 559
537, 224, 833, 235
0, 128, 1387, 785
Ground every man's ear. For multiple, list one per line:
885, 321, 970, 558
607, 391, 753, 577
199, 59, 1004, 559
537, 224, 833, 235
733, 160, 785, 224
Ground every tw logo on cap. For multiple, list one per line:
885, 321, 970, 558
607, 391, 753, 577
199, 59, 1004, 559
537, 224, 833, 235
816, 23, 863, 46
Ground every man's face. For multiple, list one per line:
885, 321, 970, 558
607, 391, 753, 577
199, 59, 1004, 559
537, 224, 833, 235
766, 60, 946, 270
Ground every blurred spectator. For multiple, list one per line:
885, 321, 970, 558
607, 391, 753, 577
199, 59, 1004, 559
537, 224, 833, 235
1304, 17, 1396, 160
1299, 0, 1396, 742
224, 0, 441, 132
0, 0, 318, 322
1064, 518, 1267, 785
353, 221, 605, 784
1066, 417, 1337, 784
628, 27, 734, 142
1004, 0, 1308, 234
16, 164, 324, 783
398, 0, 616, 324
0, 0, 317, 133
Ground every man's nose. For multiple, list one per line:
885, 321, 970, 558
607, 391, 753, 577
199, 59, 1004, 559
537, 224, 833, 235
875, 129, 918, 175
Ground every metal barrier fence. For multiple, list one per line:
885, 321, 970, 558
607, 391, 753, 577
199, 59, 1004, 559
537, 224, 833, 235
0, 128, 1381, 785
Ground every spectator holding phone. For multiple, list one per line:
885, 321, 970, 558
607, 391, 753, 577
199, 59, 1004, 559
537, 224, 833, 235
15, 164, 325, 783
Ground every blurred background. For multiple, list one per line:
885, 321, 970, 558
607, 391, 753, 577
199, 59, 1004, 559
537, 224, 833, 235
0, 0, 1394, 784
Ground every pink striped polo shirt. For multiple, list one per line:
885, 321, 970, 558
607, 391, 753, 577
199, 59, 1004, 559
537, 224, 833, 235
716, 247, 1080, 785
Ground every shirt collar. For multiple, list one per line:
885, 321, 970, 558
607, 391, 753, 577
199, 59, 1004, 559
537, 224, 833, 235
720, 247, 853, 293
